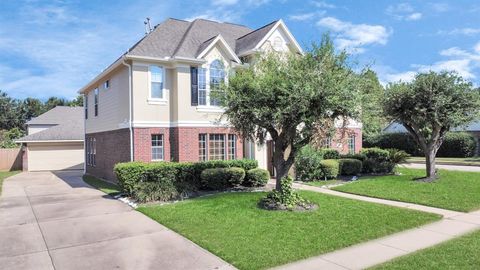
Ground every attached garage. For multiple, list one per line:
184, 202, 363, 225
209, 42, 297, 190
27, 142, 84, 171
16, 106, 85, 172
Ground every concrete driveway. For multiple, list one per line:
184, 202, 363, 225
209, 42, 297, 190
0, 171, 234, 270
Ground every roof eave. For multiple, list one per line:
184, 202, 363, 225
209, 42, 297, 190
196, 35, 242, 64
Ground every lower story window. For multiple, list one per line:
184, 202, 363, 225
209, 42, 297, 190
243, 139, 255, 159
86, 137, 96, 166
151, 134, 164, 161
348, 135, 355, 154
199, 134, 207, 161
228, 134, 236, 160
325, 137, 332, 148
209, 134, 225, 160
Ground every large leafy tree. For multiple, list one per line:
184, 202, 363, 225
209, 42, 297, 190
220, 36, 362, 191
383, 71, 480, 180
359, 69, 387, 137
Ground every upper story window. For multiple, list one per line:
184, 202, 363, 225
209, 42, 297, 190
273, 36, 283, 51
94, 88, 99, 116
150, 66, 164, 99
198, 68, 207, 106
84, 95, 88, 119
104, 80, 110, 89
209, 60, 225, 106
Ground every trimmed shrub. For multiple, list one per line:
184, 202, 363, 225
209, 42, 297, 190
320, 148, 340, 159
114, 159, 257, 202
319, 159, 339, 179
340, 153, 367, 162
338, 158, 362, 175
244, 168, 270, 187
364, 132, 476, 158
294, 145, 324, 181
437, 132, 476, 157
387, 148, 410, 164
361, 148, 395, 174
201, 167, 245, 190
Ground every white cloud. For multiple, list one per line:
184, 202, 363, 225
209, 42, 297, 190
438, 28, 480, 36
317, 17, 391, 53
430, 2, 450, 12
311, 1, 335, 9
288, 12, 317, 21
416, 59, 475, 79
212, 0, 238, 6
384, 71, 417, 84
386, 3, 422, 21
187, 0, 269, 22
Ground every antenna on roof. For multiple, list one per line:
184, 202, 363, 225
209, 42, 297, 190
144, 17, 152, 35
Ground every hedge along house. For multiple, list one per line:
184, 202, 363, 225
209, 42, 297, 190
383, 121, 480, 155
78, 18, 363, 182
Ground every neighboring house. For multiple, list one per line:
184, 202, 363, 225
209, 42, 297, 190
16, 106, 84, 171
383, 121, 480, 152
79, 18, 362, 181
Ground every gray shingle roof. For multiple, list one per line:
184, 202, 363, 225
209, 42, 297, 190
26, 106, 83, 125
127, 18, 277, 60
17, 106, 84, 142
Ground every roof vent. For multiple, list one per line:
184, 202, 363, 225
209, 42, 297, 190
144, 17, 153, 35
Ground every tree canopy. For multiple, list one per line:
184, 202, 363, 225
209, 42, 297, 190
219, 35, 364, 190
383, 71, 480, 179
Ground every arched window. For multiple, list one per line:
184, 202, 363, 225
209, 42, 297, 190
209, 60, 225, 106
273, 36, 283, 51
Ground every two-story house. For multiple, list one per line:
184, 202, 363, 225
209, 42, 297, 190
79, 18, 362, 181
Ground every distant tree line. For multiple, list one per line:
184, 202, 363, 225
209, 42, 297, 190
0, 90, 83, 148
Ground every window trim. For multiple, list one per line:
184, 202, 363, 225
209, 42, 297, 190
196, 59, 226, 110
348, 135, 356, 154
104, 80, 110, 89
151, 134, 164, 161
228, 134, 236, 160
94, 88, 99, 117
148, 65, 167, 104
84, 95, 88, 119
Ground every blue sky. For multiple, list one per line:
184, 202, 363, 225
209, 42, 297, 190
1, 0, 479, 99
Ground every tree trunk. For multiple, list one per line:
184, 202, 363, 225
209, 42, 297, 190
424, 147, 437, 180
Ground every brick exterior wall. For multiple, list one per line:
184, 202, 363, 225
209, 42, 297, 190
86, 128, 130, 182
328, 128, 363, 154
133, 128, 171, 162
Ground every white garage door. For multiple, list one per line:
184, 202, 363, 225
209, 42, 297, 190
28, 142, 84, 171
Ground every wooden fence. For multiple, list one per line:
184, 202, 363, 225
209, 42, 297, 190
0, 148, 22, 171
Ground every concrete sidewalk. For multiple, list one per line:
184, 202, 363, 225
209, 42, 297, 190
0, 171, 235, 270
403, 163, 480, 172
273, 182, 480, 270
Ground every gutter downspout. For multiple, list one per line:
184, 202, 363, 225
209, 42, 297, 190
122, 57, 134, 161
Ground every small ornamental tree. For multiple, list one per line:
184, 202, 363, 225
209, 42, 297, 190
383, 71, 480, 180
219, 36, 362, 192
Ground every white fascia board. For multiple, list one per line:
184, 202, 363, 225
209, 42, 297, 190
16, 139, 84, 143
78, 57, 124, 94
197, 35, 242, 63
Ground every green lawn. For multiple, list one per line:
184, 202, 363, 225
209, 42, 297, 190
0, 171, 20, 195
82, 175, 122, 196
333, 167, 480, 212
372, 230, 480, 270
406, 156, 480, 166
304, 179, 344, 187
138, 191, 440, 270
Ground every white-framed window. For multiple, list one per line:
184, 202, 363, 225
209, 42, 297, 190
150, 66, 164, 99
209, 134, 225, 160
198, 68, 207, 106
243, 139, 255, 159
199, 134, 207, 161
325, 137, 332, 148
84, 95, 88, 119
228, 134, 236, 160
86, 137, 96, 166
209, 60, 224, 106
104, 80, 110, 89
151, 134, 164, 161
348, 135, 355, 154
94, 88, 99, 116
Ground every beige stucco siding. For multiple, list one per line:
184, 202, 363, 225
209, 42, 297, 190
85, 66, 130, 133
27, 142, 84, 171
131, 64, 171, 124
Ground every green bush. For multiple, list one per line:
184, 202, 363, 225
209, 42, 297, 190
319, 159, 339, 179
437, 132, 476, 157
340, 153, 367, 162
364, 132, 476, 157
320, 148, 340, 159
201, 167, 245, 190
114, 159, 257, 202
361, 148, 395, 174
244, 168, 270, 187
387, 148, 410, 164
338, 159, 362, 175
294, 145, 324, 181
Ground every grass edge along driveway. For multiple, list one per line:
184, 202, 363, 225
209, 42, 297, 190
0, 171, 20, 195
371, 229, 480, 270
138, 191, 440, 270
333, 167, 480, 212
